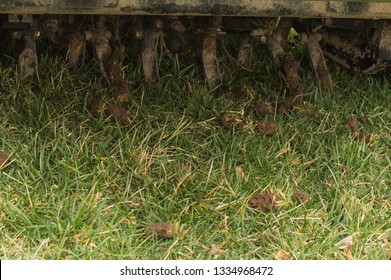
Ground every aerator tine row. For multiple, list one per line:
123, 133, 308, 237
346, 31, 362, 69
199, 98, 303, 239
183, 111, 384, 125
1, 8, 391, 117
7, 16, 329, 95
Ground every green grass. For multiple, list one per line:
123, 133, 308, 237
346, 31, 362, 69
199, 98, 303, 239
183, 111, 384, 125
0, 36, 390, 260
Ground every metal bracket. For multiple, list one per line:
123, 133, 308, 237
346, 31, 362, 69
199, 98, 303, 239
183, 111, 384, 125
8, 14, 33, 23
2, 14, 33, 29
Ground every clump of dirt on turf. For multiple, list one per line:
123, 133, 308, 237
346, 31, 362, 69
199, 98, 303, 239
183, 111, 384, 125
346, 117, 360, 133
113, 84, 130, 103
249, 191, 276, 212
254, 99, 273, 118
294, 102, 316, 117
209, 244, 222, 256
0, 151, 9, 167
274, 249, 291, 260
146, 221, 178, 240
105, 103, 132, 124
91, 98, 107, 115
91, 98, 131, 125
255, 121, 277, 136
339, 165, 350, 174
235, 164, 246, 179
325, 177, 334, 186
217, 113, 249, 131
219, 84, 254, 100
358, 130, 372, 144
218, 113, 235, 130
279, 96, 303, 115
292, 189, 309, 205
346, 117, 372, 143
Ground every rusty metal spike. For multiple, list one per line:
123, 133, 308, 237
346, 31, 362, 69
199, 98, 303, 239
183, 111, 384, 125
202, 31, 222, 88
66, 31, 85, 67
237, 32, 252, 68
267, 32, 305, 103
302, 32, 333, 90
91, 16, 112, 83
141, 19, 162, 85
107, 43, 130, 103
266, 33, 285, 70
281, 53, 305, 100
19, 28, 38, 77
141, 30, 159, 84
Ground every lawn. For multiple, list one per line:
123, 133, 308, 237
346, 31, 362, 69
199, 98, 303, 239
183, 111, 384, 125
0, 34, 390, 260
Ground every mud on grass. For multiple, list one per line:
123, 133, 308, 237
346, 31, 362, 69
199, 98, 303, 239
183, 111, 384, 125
0, 42, 390, 260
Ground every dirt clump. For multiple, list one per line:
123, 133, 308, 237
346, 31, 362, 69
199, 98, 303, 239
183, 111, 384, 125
358, 130, 372, 144
219, 85, 254, 99
249, 191, 276, 212
146, 221, 178, 240
141, 80, 157, 90
113, 83, 130, 103
254, 99, 273, 118
256, 121, 277, 136
294, 102, 316, 117
342, 248, 353, 260
325, 177, 334, 186
91, 98, 107, 115
235, 164, 245, 179
274, 249, 291, 260
339, 165, 351, 174
230, 85, 254, 99
218, 113, 235, 130
91, 98, 131, 125
0, 151, 9, 167
346, 117, 372, 143
209, 244, 222, 256
292, 189, 309, 205
217, 113, 249, 131
105, 103, 132, 124
279, 96, 303, 114
346, 117, 360, 133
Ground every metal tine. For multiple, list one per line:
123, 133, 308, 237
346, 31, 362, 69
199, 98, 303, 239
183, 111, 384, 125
202, 17, 223, 89
65, 16, 87, 68
106, 43, 130, 103
36, 15, 86, 68
141, 18, 163, 86
19, 26, 38, 77
66, 30, 85, 67
301, 31, 333, 91
38, 16, 61, 44
266, 21, 306, 106
87, 16, 112, 84
106, 16, 130, 103
162, 17, 188, 57
237, 32, 252, 69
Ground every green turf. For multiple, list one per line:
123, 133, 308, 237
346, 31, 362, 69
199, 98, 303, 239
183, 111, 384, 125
0, 37, 390, 260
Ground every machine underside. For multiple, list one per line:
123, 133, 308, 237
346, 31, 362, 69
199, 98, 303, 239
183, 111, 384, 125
1, 1, 391, 112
